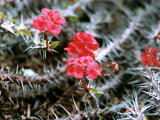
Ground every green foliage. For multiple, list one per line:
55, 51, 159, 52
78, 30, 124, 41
16, 29, 31, 37
50, 41, 59, 49
69, 16, 79, 22
62, 0, 69, 7
0, 12, 5, 20
90, 88, 102, 97
99, 116, 104, 120
9, 15, 18, 24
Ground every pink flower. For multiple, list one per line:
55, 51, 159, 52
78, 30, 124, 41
78, 56, 94, 66
41, 8, 51, 16
73, 64, 84, 79
85, 62, 101, 79
42, 8, 66, 25
46, 21, 61, 35
33, 8, 66, 35
66, 58, 76, 65
33, 15, 46, 32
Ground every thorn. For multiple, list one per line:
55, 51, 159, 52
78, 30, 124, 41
50, 107, 59, 119
72, 95, 79, 112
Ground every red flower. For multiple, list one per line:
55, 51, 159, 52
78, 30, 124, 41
33, 15, 46, 32
42, 8, 66, 25
77, 48, 95, 58
33, 8, 66, 35
65, 32, 101, 80
66, 64, 75, 76
142, 47, 160, 67
46, 21, 61, 35
73, 64, 84, 79
65, 32, 99, 58
78, 56, 94, 66
71, 32, 99, 51
66, 58, 76, 64
70, 0, 75, 3
86, 41, 99, 51
85, 62, 101, 79
64, 42, 78, 56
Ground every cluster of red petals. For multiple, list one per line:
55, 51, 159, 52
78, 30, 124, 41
70, 0, 75, 2
141, 47, 160, 67
66, 56, 101, 79
33, 8, 66, 35
65, 32, 101, 79
64, 32, 99, 58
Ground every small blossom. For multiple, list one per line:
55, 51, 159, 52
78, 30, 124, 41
64, 42, 78, 56
73, 64, 84, 79
46, 21, 61, 35
65, 32, 101, 80
66, 58, 76, 65
66, 64, 75, 76
86, 41, 99, 51
33, 15, 46, 32
70, 0, 75, 2
79, 56, 94, 66
111, 62, 119, 71
77, 48, 95, 58
85, 62, 101, 79
142, 47, 160, 67
33, 8, 66, 35
65, 32, 99, 58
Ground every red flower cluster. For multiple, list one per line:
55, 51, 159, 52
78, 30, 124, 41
70, 0, 75, 2
142, 47, 160, 67
65, 32, 101, 79
64, 32, 99, 58
66, 56, 101, 79
33, 8, 66, 35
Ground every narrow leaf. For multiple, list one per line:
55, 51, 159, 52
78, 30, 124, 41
9, 15, 13, 23
16, 29, 31, 37
69, 16, 79, 22
50, 41, 59, 49
0, 12, 5, 19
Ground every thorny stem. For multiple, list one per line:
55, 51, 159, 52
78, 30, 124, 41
81, 78, 90, 93
46, 30, 51, 52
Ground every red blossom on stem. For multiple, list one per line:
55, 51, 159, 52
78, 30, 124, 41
141, 47, 160, 67
33, 8, 66, 51
65, 32, 101, 92
33, 8, 66, 35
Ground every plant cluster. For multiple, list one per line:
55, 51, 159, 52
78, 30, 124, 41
0, 0, 160, 120
65, 32, 101, 80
